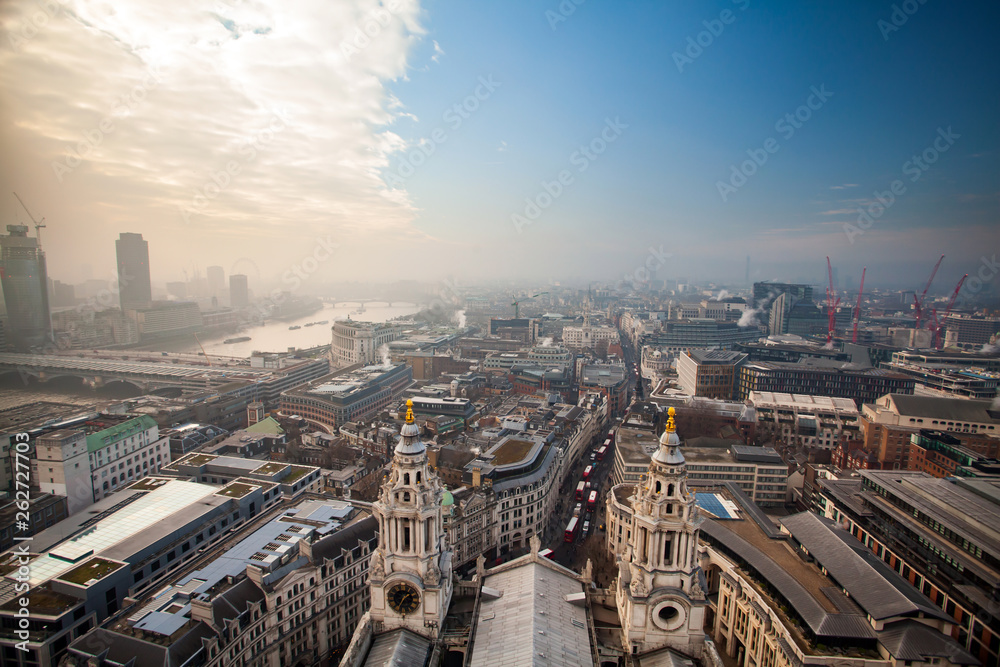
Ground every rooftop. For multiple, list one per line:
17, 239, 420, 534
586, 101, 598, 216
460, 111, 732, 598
470, 560, 591, 667
750, 391, 858, 413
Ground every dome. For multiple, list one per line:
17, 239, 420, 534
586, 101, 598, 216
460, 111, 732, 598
442, 490, 454, 506
652, 407, 685, 465
395, 399, 426, 455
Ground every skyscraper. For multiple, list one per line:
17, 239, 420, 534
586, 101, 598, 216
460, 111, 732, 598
115, 232, 152, 310
229, 274, 248, 308
206, 265, 225, 298
0, 224, 51, 350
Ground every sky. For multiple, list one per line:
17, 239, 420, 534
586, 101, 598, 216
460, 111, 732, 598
1, 0, 997, 294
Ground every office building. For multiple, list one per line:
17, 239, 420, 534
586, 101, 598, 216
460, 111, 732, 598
738, 359, 915, 404
579, 363, 629, 415
130, 301, 203, 341
751, 391, 861, 449
818, 471, 1000, 666
0, 224, 51, 349
944, 314, 1000, 347
280, 363, 413, 430
676, 349, 748, 400
0, 477, 276, 666
63, 498, 376, 667
115, 232, 152, 310
206, 264, 225, 298
230, 273, 249, 308
640, 319, 764, 357
33, 416, 170, 515
752, 281, 813, 310
331, 320, 403, 366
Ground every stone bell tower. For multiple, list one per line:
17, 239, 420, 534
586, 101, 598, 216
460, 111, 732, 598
616, 407, 706, 657
367, 400, 453, 637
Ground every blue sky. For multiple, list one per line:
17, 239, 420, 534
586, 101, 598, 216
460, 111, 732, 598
387, 0, 999, 289
1, 0, 995, 292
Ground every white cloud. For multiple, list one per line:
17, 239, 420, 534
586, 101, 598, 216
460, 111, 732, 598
431, 39, 445, 63
0, 0, 430, 282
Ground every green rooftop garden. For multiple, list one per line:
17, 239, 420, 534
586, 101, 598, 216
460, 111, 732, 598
253, 462, 288, 476
283, 465, 314, 484
179, 453, 217, 467
0, 585, 80, 615
489, 438, 535, 466
216, 482, 257, 498
56, 558, 123, 586
128, 477, 168, 491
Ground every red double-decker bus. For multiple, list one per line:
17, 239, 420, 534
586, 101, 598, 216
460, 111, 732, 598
564, 517, 579, 542
583, 465, 593, 480
575, 481, 586, 500
608, 430, 615, 444
587, 490, 598, 513
596, 445, 607, 461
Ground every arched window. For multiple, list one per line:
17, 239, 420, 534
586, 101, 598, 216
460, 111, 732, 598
404, 473, 410, 485
403, 491, 411, 502
416, 471, 421, 484
667, 484, 674, 496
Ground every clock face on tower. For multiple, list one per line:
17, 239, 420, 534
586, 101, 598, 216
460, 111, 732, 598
387, 582, 421, 615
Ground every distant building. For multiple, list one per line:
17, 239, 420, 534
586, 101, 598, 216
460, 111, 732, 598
944, 314, 1000, 347
640, 319, 763, 357
331, 320, 403, 367
739, 359, 914, 404
115, 232, 152, 310
562, 323, 619, 350
752, 280, 812, 310
229, 273, 249, 308
676, 349, 748, 400
130, 301, 203, 341
579, 363, 629, 415
0, 493, 68, 552
206, 264, 225, 298
0, 224, 51, 349
751, 391, 861, 449
280, 363, 413, 430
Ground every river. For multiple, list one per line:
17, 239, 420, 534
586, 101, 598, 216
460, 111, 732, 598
0, 301, 422, 411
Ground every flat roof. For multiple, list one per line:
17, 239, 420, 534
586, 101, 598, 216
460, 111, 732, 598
750, 391, 858, 413
15, 480, 221, 587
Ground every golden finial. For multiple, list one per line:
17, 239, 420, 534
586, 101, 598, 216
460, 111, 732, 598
405, 399, 415, 424
665, 406, 676, 434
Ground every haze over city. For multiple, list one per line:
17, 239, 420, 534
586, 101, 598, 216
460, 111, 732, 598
1, 0, 998, 291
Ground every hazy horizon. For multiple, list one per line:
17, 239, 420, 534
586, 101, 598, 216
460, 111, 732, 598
2, 0, 997, 294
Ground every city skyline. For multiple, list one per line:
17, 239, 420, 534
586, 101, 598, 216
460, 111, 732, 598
0, 0, 997, 291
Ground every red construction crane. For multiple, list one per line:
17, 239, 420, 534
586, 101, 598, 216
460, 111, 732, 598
852, 267, 866, 343
825, 257, 840, 344
932, 273, 968, 349
914, 254, 945, 329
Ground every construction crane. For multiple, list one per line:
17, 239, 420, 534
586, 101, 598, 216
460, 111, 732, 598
825, 257, 841, 344
852, 267, 866, 343
193, 332, 213, 367
511, 291, 548, 319
930, 273, 968, 349
12, 192, 46, 247
913, 254, 945, 330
